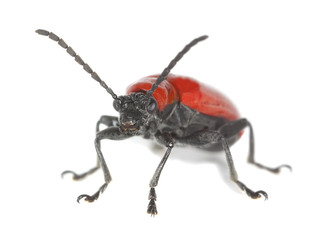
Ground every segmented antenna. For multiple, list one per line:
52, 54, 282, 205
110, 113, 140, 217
146, 35, 208, 97
35, 29, 118, 100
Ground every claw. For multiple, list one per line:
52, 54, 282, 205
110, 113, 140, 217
245, 189, 268, 200
76, 183, 108, 203
77, 194, 89, 203
253, 190, 268, 200
236, 181, 268, 200
77, 194, 98, 203
61, 166, 100, 180
252, 163, 292, 174
61, 170, 79, 180
274, 164, 292, 173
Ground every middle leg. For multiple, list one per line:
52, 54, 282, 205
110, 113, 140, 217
147, 132, 175, 216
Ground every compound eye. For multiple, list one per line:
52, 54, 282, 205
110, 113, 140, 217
113, 100, 121, 111
146, 98, 157, 114
135, 92, 145, 100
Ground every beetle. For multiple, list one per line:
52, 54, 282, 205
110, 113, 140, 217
36, 29, 291, 215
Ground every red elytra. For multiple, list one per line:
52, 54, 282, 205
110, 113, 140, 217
127, 74, 240, 121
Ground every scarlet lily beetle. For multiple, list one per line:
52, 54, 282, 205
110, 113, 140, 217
36, 29, 291, 215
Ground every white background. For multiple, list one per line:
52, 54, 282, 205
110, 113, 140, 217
1, 0, 316, 239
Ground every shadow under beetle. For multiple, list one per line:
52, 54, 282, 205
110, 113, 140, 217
36, 29, 291, 215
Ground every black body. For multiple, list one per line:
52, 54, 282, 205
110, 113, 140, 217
158, 102, 237, 150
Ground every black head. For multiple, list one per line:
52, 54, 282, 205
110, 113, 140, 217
112, 35, 208, 135
113, 92, 158, 135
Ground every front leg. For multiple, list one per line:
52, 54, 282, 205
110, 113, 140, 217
96, 115, 119, 132
147, 132, 175, 216
62, 115, 119, 180
76, 126, 131, 203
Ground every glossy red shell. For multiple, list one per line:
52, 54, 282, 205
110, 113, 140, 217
126, 74, 240, 121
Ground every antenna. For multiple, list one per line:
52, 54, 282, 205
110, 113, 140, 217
146, 35, 208, 97
35, 29, 118, 100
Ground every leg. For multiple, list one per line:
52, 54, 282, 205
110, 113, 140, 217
96, 115, 119, 132
178, 129, 268, 199
147, 132, 174, 216
77, 126, 131, 202
245, 121, 291, 173
219, 118, 291, 173
62, 115, 119, 180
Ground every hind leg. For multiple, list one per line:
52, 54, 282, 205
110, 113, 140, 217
218, 118, 291, 173
178, 128, 268, 199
